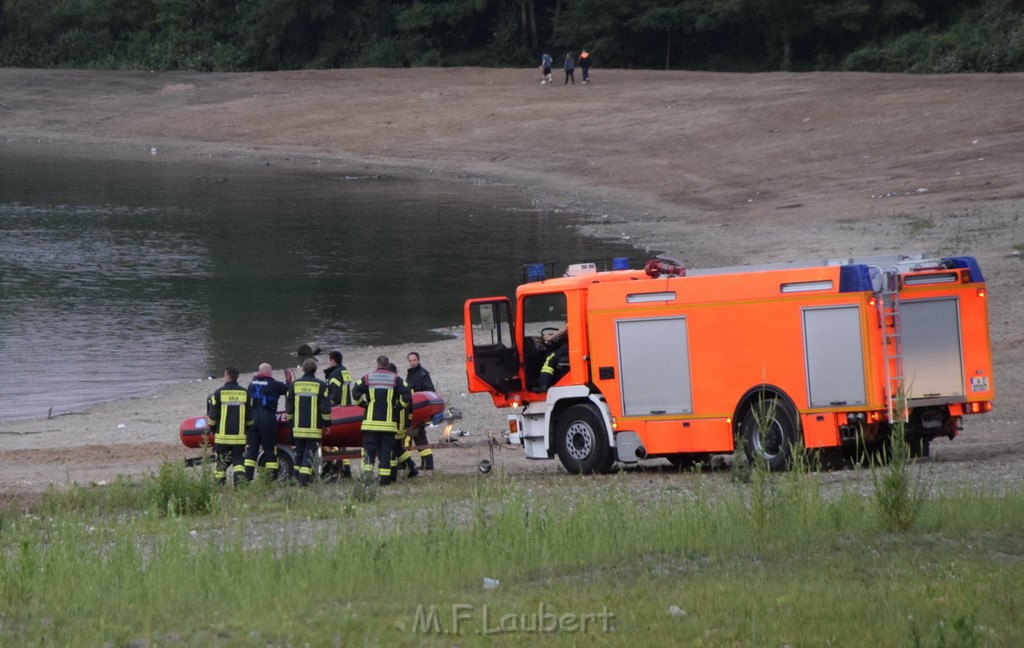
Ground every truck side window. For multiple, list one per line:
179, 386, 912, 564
523, 293, 568, 338
471, 301, 513, 349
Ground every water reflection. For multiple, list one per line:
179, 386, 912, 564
0, 146, 639, 419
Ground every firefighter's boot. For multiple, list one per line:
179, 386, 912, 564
406, 459, 419, 479
420, 453, 435, 471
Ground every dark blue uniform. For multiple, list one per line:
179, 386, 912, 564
245, 372, 288, 480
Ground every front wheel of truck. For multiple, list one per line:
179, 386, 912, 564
554, 404, 614, 474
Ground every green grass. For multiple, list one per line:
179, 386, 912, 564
2, 467, 1023, 646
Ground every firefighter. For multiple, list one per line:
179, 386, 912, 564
325, 350, 354, 477
406, 351, 436, 471
536, 324, 569, 392
325, 350, 353, 406
244, 363, 288, 481
207, 366, 254, 486
285, 358, 332, 486
352, 355, 411, 486
388, 362, 419, 480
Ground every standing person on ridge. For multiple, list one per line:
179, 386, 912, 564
245, 363, 288, 481
563, 51, 575, 85
579, 50, 592, 83
207, 366, 254, 486
540, 52, 553, 84
406, 351, 436, 471
352, 355, 411, 486
285, 358, 331, 486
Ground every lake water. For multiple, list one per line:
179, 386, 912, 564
0, 145, 639, 420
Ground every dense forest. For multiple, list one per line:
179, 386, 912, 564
1, 0, 1022, 73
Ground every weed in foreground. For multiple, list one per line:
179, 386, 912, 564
872, 409, 926, 532
730, 436, 753, 483
349, 471, 379, 504
155, 460, 214, 516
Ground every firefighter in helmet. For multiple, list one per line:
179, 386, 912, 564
285, 358, 332, 486
207, 366, 254, 485
352, 355, 411, 486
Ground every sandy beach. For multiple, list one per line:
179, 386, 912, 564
1, 67, 1022, 507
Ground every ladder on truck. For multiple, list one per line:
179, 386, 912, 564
878, 267, 908, 423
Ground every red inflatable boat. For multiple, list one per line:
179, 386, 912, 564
179, 390, 446, 449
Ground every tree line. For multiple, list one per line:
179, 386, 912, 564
1, 0, 1022, 73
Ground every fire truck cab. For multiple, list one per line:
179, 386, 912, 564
464, 255, 994, 473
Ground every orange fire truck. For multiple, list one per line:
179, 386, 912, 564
464, 254, 994, 473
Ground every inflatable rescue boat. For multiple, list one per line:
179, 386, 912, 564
179, 391, 445, 449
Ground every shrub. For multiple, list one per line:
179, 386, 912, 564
872, 416, 926, 532
155, 461, 214, 516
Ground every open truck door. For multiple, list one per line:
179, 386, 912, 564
465, 297, 522, 399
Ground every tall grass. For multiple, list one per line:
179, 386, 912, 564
3, 467, 1024, 646
872, 415, 927, 532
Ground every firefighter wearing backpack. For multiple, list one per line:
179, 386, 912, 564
285, 358, 332, 486
207, 366, 254, 486
352, 355, 411, 486
244, 363, 289, 481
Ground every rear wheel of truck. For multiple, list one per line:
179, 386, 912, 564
555, 404, 614, 474
741, 395, 800, 472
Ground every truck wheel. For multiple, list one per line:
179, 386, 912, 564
741, 396, 799, 472
274, 446, 296, 482
555, 404, 614, 474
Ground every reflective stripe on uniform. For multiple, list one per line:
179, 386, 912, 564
213, 388, 250, 445
291, 381, 326, 437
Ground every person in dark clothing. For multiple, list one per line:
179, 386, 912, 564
579, 50, 592, 83
207, 366, 254, 486
324, 349, 354, 476
535, 323, 570, 392
540, 53, 553, 84
563, 52, 575, 85
352, 355, 411, 485
285, 358, 332, 486
537, 342, 569, 391
325, 350, 353, 406
244, 363, 288, 481
388, 362, 418, 480
406, 351, 436, 470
